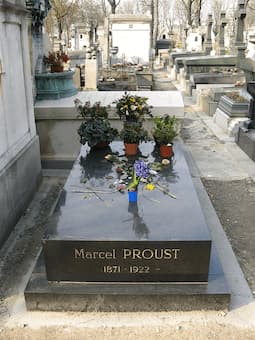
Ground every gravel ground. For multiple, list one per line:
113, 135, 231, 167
202, 178, 255, 297
0, 323, 255, 340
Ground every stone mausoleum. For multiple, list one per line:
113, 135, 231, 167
105, 15, 152, 65
0, 0, 44, 246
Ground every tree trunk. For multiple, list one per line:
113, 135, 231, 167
187, 0, 192, 26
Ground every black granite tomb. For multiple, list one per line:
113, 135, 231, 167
42, 141, 212, 283
237, 81, 255, 160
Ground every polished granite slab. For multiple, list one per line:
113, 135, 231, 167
42, 141, 212, 282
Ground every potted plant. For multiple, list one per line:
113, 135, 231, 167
114, 92, 152, 123
44, 51, 69, 73
75, 99, 118, 149
120, 122, 149, 156
152, 115, 179, 158
36, 51, 77, 100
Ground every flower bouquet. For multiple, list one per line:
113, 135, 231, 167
128, 160, 153, 202
114, 92, 152, 123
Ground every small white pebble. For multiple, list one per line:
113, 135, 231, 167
219, 311, 227, 317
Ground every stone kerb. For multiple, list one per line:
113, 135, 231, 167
213, 93, 250, 135
197, 87, 239, 116
213, 108, 248, 136
218, 95, 249, 117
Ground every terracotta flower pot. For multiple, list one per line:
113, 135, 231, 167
124, 143, 138, 156
160, 144, 173, 158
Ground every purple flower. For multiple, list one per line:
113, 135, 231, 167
134, 160, 150, 179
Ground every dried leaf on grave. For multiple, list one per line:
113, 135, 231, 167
149, 162, 163, 171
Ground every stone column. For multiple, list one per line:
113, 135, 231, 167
235, 0, 247, 58
103, 17, 110, 67
219, 12, 227, 55
85, 47, 98, 90
204, 14, 213, 55
183, 27, 189, 50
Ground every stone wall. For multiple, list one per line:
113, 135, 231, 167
0, 0, 41, 247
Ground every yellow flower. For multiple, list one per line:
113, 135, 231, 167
146, 183, 155, 191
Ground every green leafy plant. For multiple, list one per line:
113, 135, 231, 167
120, 122, 149, 144
114, 92, 152, 123
152, 115, 179, 145
75, 99, 118, 148
74, 99, 108, 119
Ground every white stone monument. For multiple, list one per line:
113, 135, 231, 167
108, 15, 151, 65
85, 47, 98, 90
0, 0, 41, 247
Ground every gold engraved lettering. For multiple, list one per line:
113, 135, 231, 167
74, 248, 116, 260
172, 248, 180, 259
98, 252, 105, 259
133, 249, 142, 259
142, 249, 154, 259
163, 249, 172, 259
123, 248, 132, 259
74, 248, 84, 259
122, 248, 181, 260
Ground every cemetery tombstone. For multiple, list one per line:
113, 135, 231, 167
204, 14, 213, 55
219, 12, 227, 56
234, 0, 246, 57
236, 81, 255, 160
25, 141, 230, 311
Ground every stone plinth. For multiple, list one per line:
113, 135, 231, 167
213, 108, 247, 136
218, 95, 249, 117
85, 59, 98, 90
35, 91, 184, 165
